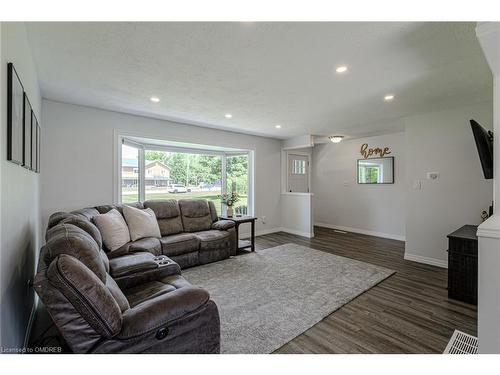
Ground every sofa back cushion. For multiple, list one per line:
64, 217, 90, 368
71, 207, 100, 221
45, 223, 108, 282
208, 201, 219, 222
144, 200, 184, 236
47, 254, 123, 338
93, 209, 131, 252
60, 216, 103, 249
178, 199, 212, 232
95, 202, 144, 215
122, 205, 161, 241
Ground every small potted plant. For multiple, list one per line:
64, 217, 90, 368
219, 191, 239, 217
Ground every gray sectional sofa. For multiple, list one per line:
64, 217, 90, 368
34, 199, 236, 353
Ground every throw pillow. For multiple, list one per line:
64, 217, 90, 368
93, 209, 131, 252
122, 205, 161, 241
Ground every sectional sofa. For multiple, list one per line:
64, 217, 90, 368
34, 199, 237, 353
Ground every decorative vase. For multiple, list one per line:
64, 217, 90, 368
227, 206, 234, 217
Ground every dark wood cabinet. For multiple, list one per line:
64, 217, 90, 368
447, 225, 478, 305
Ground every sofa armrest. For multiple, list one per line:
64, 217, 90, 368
118, 286, 210, 339
110, 252, 181, 290
211, 219, 235, 231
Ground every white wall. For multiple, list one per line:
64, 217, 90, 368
0, 23, 41, 349
40, 100, 282, 235
281, 194, 313, 238
404, 101, 493, 267
312, 132, 406, 241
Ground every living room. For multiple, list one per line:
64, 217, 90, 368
2, 1, 500, 374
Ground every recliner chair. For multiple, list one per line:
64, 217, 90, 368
34, 220, 220, 353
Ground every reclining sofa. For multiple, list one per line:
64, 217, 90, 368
34, 199, 236, 353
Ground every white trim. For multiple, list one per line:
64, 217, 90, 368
240, 227, 314, 239
477, 214, 500, 239
240, 227, 282, 238
315, 222, 405, 241
280, 227, 315, 238
404, 253, 448, 269
23, 296, 38, 348
281, 192, 314, 196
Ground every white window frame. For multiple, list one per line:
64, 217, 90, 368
115, 133, 254, 216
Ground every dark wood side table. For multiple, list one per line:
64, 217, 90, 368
220, 215, 257, 252
447, 225, 478, 305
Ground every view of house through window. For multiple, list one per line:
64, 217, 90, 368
120, 141, 251, 216
143, 150, 223, 214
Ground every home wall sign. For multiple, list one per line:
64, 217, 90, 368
360, 143, 392, 159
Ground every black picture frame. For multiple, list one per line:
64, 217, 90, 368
23, 93, 32, 170
36, 122, 41, 173
7, 63, 24, 165
31, 111, 37, 171
357, 156, 395, 184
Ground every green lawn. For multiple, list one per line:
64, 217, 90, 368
122, 190, 247, 216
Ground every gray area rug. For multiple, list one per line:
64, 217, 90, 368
183, 243, 395, 354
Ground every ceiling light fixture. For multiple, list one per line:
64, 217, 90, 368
275, 125, 282, 129
224, 113, 233, 119
335, 66, 348, 73
329, 135, 344, 143
150, 96, 160, 103
384, 94, 395, 101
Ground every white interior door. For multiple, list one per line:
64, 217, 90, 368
287, 153, 309, 193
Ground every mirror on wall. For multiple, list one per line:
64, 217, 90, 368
357, 157, 394, 184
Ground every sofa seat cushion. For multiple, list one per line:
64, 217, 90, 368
160, 233, 200, 257
109, 237, 162, 259
194, 230, 230, 252
123, 274, 193, 308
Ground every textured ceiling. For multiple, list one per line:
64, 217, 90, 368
26, 22, 492, 139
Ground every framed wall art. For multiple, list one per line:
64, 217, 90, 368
7, 63, 24, 164
23, 93, 32, 170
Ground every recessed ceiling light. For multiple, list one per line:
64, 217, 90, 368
150, 96, 160, 103
329, 135, 344, 143
335, 66, 348, 73
224, 113, 233, 119
384, 94, 395, 101
275, 125, 282, 129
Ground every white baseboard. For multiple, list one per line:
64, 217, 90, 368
315, 222, 405, 242
404, 253, 448, 269
279, 227, 314, 238
241, 227, 314, 239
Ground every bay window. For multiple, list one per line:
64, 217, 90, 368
118, 137, 253, 216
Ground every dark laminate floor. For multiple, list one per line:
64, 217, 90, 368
253, 226, 477, 354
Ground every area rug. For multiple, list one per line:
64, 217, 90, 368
182, 243, 395, 354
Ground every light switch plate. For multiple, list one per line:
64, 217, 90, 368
413, 180, 422, 190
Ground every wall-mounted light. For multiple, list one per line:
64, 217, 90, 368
329, 135, 344, 143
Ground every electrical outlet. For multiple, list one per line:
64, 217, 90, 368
261, 216, 266, 224
413, 180, 422, 190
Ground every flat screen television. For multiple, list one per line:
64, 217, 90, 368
470, 119, 493, 180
